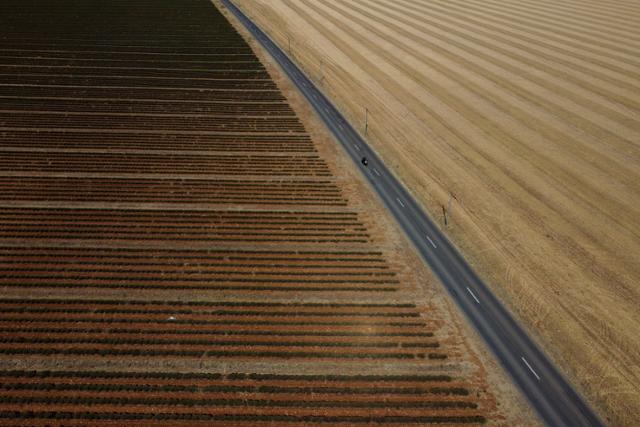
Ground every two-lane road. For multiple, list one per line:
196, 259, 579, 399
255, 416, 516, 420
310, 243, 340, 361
222, 1, 604, 425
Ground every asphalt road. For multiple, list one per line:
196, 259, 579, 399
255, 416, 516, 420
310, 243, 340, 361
222, 1, 605, 425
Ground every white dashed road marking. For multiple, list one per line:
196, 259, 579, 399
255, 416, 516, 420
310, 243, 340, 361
466, 287, 480, 304
522, 357, 541, 381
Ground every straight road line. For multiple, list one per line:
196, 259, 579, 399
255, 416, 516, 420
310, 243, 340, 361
522, 356, 541, 381
466, 287, 480, 304
222, 2, 604, 425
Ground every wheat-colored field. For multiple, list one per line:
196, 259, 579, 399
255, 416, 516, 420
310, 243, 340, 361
232, 0, 640, 424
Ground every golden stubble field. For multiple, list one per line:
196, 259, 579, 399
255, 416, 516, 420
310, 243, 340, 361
232, 0, 640, 424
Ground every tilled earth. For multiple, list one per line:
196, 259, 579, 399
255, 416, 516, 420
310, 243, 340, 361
0, 0, 502, 425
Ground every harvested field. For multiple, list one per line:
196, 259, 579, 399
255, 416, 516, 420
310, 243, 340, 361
0, 0, 533, 424
233, 0, 640, 424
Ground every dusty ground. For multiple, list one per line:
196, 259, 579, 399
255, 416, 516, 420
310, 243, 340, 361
231, 0, 640, 425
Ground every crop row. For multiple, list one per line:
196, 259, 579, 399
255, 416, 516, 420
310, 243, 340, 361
0, 267, 393, 279
0, 314, 424, 326
0, 223, 364, 230
0, 348, 447, 361
0, 194, 345, 206
0, 329, 433, 340
0, 75, 278, 91
0, 309, 414, 318
0, 37, 252, 45
0, 318, 423, 329
0, 296, 403, 306
0, 112, 305, 132
0, 98, 295, 116
0, 384, 464, 398
0, 281, 391, 292
0, 370, 458, 383
0, 177, 346, 205
0, 228, 368, 238
0, 195, 344, 206
0, 301, 425, 330
0, 209, 364, 226
0, 336, 439, 351
0, 299, 416, 317
0, 262, 391, 277
0, 208, 360, 219
0, 131, 314, 151
0, 45, 255, 54
0, 276, 395, 287
0, 50, 260, 62
0, 66, 270, 79
0, 86, 287, 101
0, 310, 413, 319
0, 177, 344, 190
0, 58, 267, 71
0, 152, 329, 175
0, 209, 365, 225
0, 247, 387, 264
0, 396, 477, 410
0, 412, 486, 425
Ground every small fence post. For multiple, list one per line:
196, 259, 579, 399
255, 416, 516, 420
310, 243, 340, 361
364, 107, 369, 136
